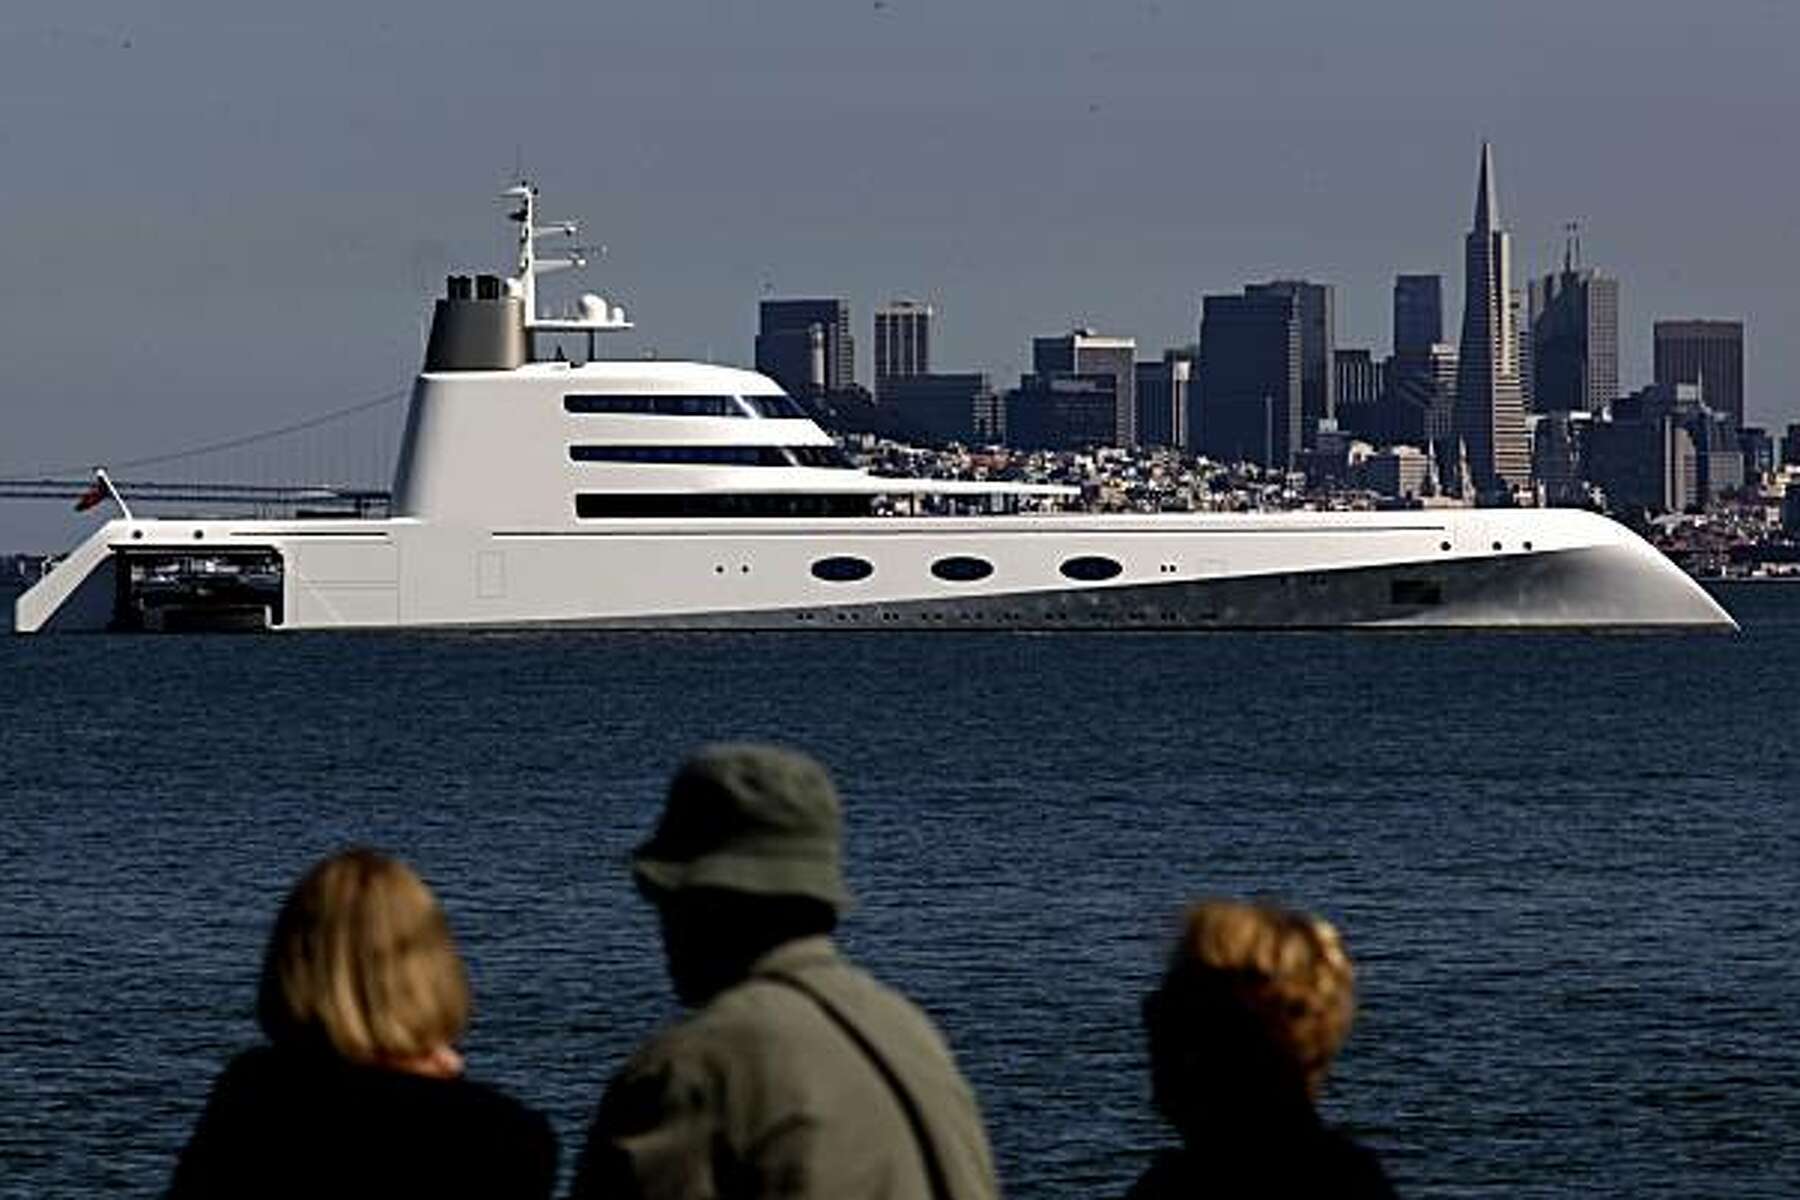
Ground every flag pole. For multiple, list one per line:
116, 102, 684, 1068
95, 467, 135, 520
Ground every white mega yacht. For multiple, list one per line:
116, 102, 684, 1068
15, 187, 1734, 633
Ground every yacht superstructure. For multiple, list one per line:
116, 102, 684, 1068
15, 188, 1734, 633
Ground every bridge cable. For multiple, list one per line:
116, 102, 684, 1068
6, 383, 411, 479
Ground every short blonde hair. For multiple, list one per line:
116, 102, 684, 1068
256, 849, 470, 1064
1160, 899, 1356, 1096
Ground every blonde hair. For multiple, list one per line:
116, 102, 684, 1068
256, 849, 470, 1065
1161, 899, 1356, 1097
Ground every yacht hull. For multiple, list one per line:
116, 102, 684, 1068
15, 508, 1735, 633
540, 545, 1726, 631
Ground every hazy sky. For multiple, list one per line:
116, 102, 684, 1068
3, 0, 1797, 547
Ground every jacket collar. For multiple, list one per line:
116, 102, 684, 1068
748, 935, 841, 979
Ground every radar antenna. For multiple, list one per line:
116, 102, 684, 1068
501, 182, 632, 342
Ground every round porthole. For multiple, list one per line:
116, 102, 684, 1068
811, 556, 873, 583
1060, 555, 1123, 582
931, 555, 993, 583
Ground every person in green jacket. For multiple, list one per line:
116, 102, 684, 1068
570, 742, 1001, 1200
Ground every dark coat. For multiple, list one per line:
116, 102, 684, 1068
1125, 1118, 1395, 1199
166, 1045, 556, 1200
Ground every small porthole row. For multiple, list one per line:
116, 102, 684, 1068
1492, 541, 1503, 552
1523, 541, 1534, 551
1440, 541, 1452, 552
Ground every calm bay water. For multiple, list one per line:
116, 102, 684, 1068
2, 583, 1797, 1198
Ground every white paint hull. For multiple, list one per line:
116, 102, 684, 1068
15, 508, 1736, 633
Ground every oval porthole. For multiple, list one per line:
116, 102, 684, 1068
930, 555, 994, 583
811, 556, 873, 583
1060, 555, 1123, 582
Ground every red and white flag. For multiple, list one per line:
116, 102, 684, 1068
73, 469, 130, 518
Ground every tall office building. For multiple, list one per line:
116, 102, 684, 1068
1334, 349, 1383, 409
880, 372, 996, 446
1383, 343, 1458, 451
1453, 143, 1530, 497
1529, 243, 1620, 414
1654, 320, 1744, 424
873, 300, 932, 395
1333, 348, 1383, 442
755, 299, 855, 400
1005, 374, 1119, 450
1032, 329, 1137, 445
1197, 289, 1302, 469
1393, 274, 1443, 356
1135, 352, 1193, 450
1511, 290, 1534, 412
1246, 280, 1335, 448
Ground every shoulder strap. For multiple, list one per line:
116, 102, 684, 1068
758, 970, 955, 1200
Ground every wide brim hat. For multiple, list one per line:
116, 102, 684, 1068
632, 743, 854, 913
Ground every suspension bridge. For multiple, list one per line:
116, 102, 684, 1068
0, 384, 410, 519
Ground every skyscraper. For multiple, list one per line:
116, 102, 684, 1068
1032, 329, 1137, 445
755, 299, 855, 400
1134, 352, 1193, 450
1654, 320, 1744, 424
873, 300, 932, 396
1334, 349, 1377, 406
1005, 374, 1119, 450
1245, 280, 1335, 449
1198, 289, 1302, 469
879, 372, 996, 445
1393, 274, 1443, 357
1453, 143, 1530, 497
1383, 342, 1458, 452
1333, 348, 1384, 425
1511, 290, 1533, 412
1529, 239, 1619, 414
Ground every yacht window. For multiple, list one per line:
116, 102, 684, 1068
930, 556, 994, 583
740, 394, 811, 419
785, 446, 854, 469
564, 395, 744, 417
1060, 555, 1123, 581
570, 446, 793, 466
576, 493, 874, 519
811, 556, 875, 582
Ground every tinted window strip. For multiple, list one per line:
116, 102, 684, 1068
570, 445, 855, 468
576, 493, 874, 519
740, 394, 812, 419
563, 394, 814, 418
787, 446, 854, 468
570, 445, 793, 466
564, 394, 745, 417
